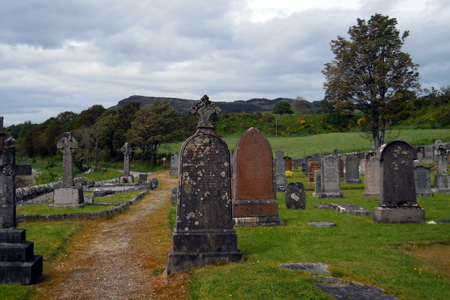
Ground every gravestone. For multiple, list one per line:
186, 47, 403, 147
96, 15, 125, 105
314, 154, 343, 198
166, 95, 242, 275
232, 127, 284, 226
52, 132, 84, 208
344, 154, 361, 184
285, 182, 306, 210
373, 140, 425, 223
432, 145, 450, 193
423, 144, 434, 163
414, 165, 433, 197
339, 159, 344, 181
119, 142, 134, 183
307, 161, 321, 185
151, 178, 158, 189
0, 118, 43, 284
359, 158, 365, 176
303, 156, 313, 176
169, 153, 179, 176
171, 187, 178, 203
416, 146, 424, 161
362, 152, 380, 198
274, 150, 287, 191
314, 169, 322, 196
284, 156, 292, 171
138, 174, 148, 184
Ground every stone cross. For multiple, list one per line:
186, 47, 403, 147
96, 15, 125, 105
1, 146, 32, 229
189, 95, 221, 133
57, 132, 78, 187
121, 142, 132, 176
436, 145, 449, 176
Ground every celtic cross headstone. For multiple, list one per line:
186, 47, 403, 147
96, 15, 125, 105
57, 132, 78, 187
119, 142, 134, 183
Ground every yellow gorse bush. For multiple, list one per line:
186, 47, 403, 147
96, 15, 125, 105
285, 171, 293, 178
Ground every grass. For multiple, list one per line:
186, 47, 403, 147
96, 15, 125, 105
94, 190, 141, 203
17, 204, 116, 215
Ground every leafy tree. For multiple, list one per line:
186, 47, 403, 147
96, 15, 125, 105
272, 101, 294, 115
322, 14, 420, 148
127, 100, 183, 165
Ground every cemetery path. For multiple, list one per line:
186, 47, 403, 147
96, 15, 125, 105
37, 172, 190, 300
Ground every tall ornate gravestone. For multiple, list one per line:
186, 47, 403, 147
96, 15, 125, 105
52, 132, 84, 208
274, 150, 287, 191
344, 154, 361, 184
432, 145, 450, 193
169, 152, 179, 176
362, 152, 380, 198
414, 165, 433, 197
0, 117, 43, 284
285, 182, 306, 210
119, 142, 134, 183
314, 153, 343, 198
166, 95, 242, 275
307, 161, 321, 185
373, 140, 425, 223
231, 127, 285, 227
284, 156, 292, 171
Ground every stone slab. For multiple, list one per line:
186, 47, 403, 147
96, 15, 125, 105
279, 262, 330, 275
314, 203, 371, 216
232, 199, 278, 218
0, 228, 26, 243
308, 222, 336, 228
435, 219, 450, 223
0, 254, 43, 285
315, 284, 398, 300
53, 186, 84, 205
119, 175, 134, 184
373, 206, 425, 224
233, 216, 285, 227
0, 241, 34, 262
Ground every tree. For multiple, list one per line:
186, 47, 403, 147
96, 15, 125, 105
127, 100, 183, 165
322, 14, 420, 148
272, 101, 294, 115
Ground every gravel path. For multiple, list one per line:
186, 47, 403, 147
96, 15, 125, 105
49, 173, 179, 299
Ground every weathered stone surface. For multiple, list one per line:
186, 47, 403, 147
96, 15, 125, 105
315, 283, 398, 300
308, 161, 321, 185
345, 154, 361, 184
57, 132, 77, 187
169, 153, 179, 176
52, 186, 84, 208
414, 165, 433, 197
231, 128, 284, 226
315, 154, 343, 199
171, 187, 178, 203
362, 151, 380, 198
423, 144, 434, 163
279, 262, 330, 275
284, 156, 292, 171
151, 178, 158, 189
166, 96, 242, 275
138, 174, 148, 183
313, 169, 322, 197
285, 182, 306, 210
274, 150, 287, 191
119, 142, 134, 183
432, 145, 450, 193
308, 222, 336, 228
315, 203, 371, 216
373, 140, 425, 223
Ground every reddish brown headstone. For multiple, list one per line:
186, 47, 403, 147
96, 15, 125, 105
307, 161, 321, 185
232, 127, 285, 226
284, 156, 292, 171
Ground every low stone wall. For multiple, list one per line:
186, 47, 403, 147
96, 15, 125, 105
17, 190, 148, 223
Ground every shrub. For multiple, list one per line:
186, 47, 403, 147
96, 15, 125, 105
285, 171, 293, 178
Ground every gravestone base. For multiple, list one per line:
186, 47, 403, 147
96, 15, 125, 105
234, 216, 285, 227
373, 206, 425, 224
119, 175, 134, 184
307, 181, 315, 185
344, 179, 362, 184
276, 186, 286, 192
313, 192, 343, 199
417, 192, 434, 197
166, 250, 242, 276
52, 186, 84, 208
362, 193, 379, 199
0, 229, 43, 285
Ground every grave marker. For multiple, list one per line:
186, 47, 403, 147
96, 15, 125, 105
314, 153, 343, 198
432, 145, 450, 193
344, 154, 361, 184
285, 182, 306, 210
274, 150, 287, 191
166, 95, 242, 275
284, 156, 292, 171
373, 140, 425, 223
414, 165, 433, 197
169, 152, 179, 176
119, 142, 134, 183
362, 152, 380, 198
307, 161, 321, 185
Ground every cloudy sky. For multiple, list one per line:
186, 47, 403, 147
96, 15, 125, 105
1, 0, 449, 126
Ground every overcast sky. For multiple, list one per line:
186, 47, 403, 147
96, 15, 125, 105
1, 0, 449, 126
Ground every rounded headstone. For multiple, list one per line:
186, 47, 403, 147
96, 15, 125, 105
285, 182, 306, 210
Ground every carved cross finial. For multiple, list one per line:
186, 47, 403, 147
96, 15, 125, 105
57, 132, 78, 187
189, 95, 221, 133
121, 142, 132, 156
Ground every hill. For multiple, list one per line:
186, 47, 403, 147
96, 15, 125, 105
108, 95, 322, 114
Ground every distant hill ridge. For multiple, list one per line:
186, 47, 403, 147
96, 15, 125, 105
109, 95, 322, 114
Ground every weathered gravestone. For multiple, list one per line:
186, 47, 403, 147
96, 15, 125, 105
285, 182, 306, 210
52, 132, 84, 208
417, 146, 424, 161
166, 95, 242, 275
303, 156, 313, 176
284, 156, 292, 171
414, 165, 433, 197
0, 117, 43, 284
231, 127, 285, 226
359, 158, 365, 177
423, 144, 434, 163
432, 145, 450, 193
169, 152, 179, 176
314, 153, 343, 199
307, 161, 321, 185
314, 169, 322, 196
373, 140, 425, 223
344, 154, 361, 184
171, 187, 178, 203
274, 150, 287, 191
119, 142, 134, 183
138, 174, 148, 184
362, 151, 380, 198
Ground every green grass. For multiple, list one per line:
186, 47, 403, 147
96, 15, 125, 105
94, 191, 141, 203
17, 204, 116, 215
185, 182, 450, 300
